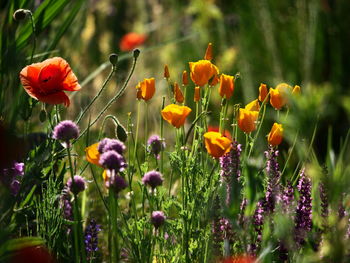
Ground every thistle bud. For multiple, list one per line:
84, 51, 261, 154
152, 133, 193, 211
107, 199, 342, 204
164, 65, 170, 79
133, 49, 140, 59
109, 53, 118, 66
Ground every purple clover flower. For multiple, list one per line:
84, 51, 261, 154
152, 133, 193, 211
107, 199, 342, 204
295, 169, 312, 245
264, 146, 281, 214
147, 135, 165, 158
98, 138, 125, 155
67, 175, 86, 195
110, 175, 128, 193
151, 211, 166, 228
84, 219, 101, 256
99, 150, 126, 172
142, 170, 163, 189
1, 162, 25, 196
52, 120, 79, 147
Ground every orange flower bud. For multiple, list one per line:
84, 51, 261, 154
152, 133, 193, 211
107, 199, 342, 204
189, 60, 219, 86
218, 74, 235, 99
161, 104, 192, 128
137, 78, 155, 101
267, 122, 283, 146
164, 65, 170, 79
194, 86, 200, 102
182, 70, 189, 86
245, 99, 260, 111
203, 131, 232, 158
292, 85, 301, 95
85, 143, 102, 167
204, 42, 213, 60
258, 83, 268, 102
237, 108, 259, 133
174, 82, 184, 103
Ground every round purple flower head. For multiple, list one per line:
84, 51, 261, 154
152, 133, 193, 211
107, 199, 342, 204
111, 175, 128, 193
98, 138, 126, 155
53, 120, 79, 146
151, 211, 166, 228
99, 150, 126, 172
142, 170, 163, 189
67, 175, 86, 195
10, 180, 20, 196
147, 135, 165, 158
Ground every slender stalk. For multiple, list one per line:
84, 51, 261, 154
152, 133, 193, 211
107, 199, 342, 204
247, 103, 267, 159
77, 56, 138, 141
145, 102, 148, 159
134, 100, 141, 169
28, 11, 36, 64
89, 165, 108, 212
160, 97, 165, 173
76, 65, 117, 124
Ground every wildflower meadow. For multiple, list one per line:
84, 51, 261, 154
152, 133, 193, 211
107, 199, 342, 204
1, 1, 350, 263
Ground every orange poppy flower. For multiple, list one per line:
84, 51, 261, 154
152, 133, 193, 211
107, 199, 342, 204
182, 70, 189, 86
85, 143, 101, 167
194, 86, 201, 102
210, 74, 220, 86
245, 99, 260, 111
204, 42, 213, 60
19, 57, 81, 107
161, 104, 192, 128
237, 108, 259, 133
267, 122, 283, 146
258, 83, 268, 102
218, 74, 235, 99
174, 82, 184, 103
204, 131, 232, 158
189, 60, 219, 86
136, 78, 155, 101
208, 125, 232, 140
119, 32, 146, 51
270, 83, 292, 110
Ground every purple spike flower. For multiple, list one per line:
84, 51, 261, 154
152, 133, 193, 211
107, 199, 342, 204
52, 120, 79, 147
282, 181, 294, 213
219, 141, 242, 206
99, 150, 126, 172
142, 170, 163, 189
151, 211, 166, 228
264, 146, 281, 214
319, 182, 328, 220
295, 169, 312, 245
147, 135, 165, 159
84, 219, 101, 256
67, 175, 86, 195
98, 138, 125, 155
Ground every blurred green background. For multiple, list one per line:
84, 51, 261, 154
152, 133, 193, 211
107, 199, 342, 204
1, 0, 350, 156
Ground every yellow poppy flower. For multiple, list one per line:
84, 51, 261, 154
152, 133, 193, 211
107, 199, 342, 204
161, 104, 192, 128
218, 74, 235, 99
189, 60, 219, 87
237, 108, 259, 133
267, 123, 283, 146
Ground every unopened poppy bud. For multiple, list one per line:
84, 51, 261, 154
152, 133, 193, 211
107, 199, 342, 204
164, 65, 170, 79
204, 43, 213, 60
182, 70, 188, 86
292, 85, 301, 95
194, 86, 200, 102
133, 48, 140, 59
258, 83, 268, 102
116, 124, 128, 142
13, 9, 29, 21
109, 53, 118, 66
174, 82, 184, 103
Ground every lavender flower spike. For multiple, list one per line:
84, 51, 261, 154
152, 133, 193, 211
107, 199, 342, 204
84, 219, 101, 257
295, 168, 312, 245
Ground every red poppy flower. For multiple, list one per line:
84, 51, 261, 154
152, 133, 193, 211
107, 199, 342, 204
11, 246, 55, 263
19, 57, 81, 107
119, 32, 147, 51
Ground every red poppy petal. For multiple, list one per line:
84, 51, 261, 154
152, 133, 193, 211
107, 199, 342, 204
36, 91, 70, 107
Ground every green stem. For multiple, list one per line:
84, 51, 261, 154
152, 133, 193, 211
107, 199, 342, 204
145, 102, 148, 159
28, 11, 36, 64
134, 100, 141, 169
76, 65, 117, 125
160, 97, 165, 174
76, 55, 138, 141
247, 103, 267, 159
